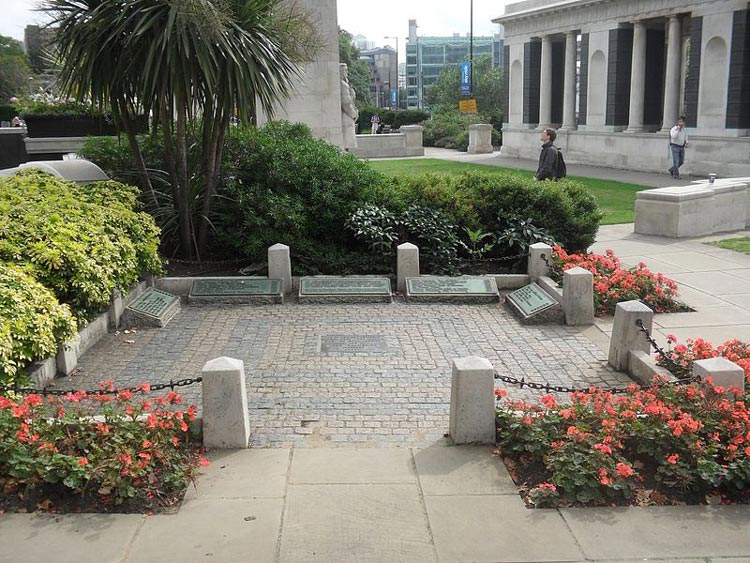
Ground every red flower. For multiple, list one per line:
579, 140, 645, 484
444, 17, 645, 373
78, 457, 89, 467
616, 462, 634, 478
666, 454, 679, 465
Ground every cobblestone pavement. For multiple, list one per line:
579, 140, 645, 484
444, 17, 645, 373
61, 301, 631, 447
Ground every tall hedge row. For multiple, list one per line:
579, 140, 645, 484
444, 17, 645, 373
0, 170, 163, 383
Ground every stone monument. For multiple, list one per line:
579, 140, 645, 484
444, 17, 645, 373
255, 0, 344, 148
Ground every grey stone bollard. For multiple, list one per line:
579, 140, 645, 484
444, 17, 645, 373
693, 358, 745, 394
449, 357, 495, 444
397, 242, 420, 293
268, 243, 292, 294
467, 124, 494, 154
563, 266, 594, 325
202, 357, 250, 449
528, 242, 552, 281
608, 300, 653, 372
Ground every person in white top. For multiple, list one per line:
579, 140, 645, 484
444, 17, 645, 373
668, 116, 688, 180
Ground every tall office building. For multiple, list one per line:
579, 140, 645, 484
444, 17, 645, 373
405, 19, 504, 109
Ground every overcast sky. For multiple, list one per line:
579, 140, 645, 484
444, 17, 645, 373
1, 0, 507, 52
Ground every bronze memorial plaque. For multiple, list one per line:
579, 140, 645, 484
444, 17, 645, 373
191, 278, 281, 296
507, 283, 557, 317
128, 288, 179, 318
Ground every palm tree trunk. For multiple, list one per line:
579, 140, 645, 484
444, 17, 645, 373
115, 98, 157, 208
175, 90, 193, 259
197, 99, 226, 255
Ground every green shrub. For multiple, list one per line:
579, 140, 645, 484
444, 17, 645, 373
0, 262, 77, 384
422, 110, 499, 151
0, 170, 163, 320
356, 107, 429, 133
214, 122, 385, 262
0, 104, 16, 122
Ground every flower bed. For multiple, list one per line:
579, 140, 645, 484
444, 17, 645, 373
549, 246, 688, 315
0, 383, 207, 514
496, 379, 750, 508
658, 335, 750, 382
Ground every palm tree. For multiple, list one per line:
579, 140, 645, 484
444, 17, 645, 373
45, 0, 319, 259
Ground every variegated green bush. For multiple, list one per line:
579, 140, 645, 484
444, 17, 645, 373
0, 170, 163, 320
0, 262, 77, 384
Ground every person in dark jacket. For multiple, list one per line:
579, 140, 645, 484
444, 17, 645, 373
534, 127, 558, 181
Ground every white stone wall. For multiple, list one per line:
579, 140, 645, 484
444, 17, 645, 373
256, 0, 344, 148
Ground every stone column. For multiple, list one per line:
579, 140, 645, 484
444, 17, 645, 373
660, 16, 682, 132
625, 21, 647, 133
562, 266, 594, 325
608, 300, 653, 372
538, 35, 553, 128
528, 242, 552, 281
397, 242, 419, 293
449, 357, 495, 444
467, 124, 494, 153
401, 125, 424, 157
202, 357, 250, 449
561, 31, 578, 130
268, 243, 292, 294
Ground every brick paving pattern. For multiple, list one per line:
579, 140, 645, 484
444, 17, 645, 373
60, 302, 631, 447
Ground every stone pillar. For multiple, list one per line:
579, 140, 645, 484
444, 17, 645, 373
268, 243, 292, 294
397, 242, 419, 293
660, 16, 682, 132
625, 21, 647, 133
693, 357, 745, 395
562, 266, 594, 325
202, 357, 250, 449
401, 125, 424, 157
467, 124, 494, 154
608, 300, 653, 372
561, 31, 578, 130
538, 35, 553, 128
449, 357, 495, 444
528, 242, 552, 281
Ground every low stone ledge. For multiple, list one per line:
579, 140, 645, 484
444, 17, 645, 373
490, 274, 530, 290
628, 350, 675, 386
536, 275, 563, 304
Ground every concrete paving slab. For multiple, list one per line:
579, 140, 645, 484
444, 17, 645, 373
673, 286, 731, 308
711, 559, 750, 563
589, 240, 673, 258
718, 294, 750, 310
279, 484, 436, 563
653, 326, 750, 345
128, 498, 282, 563
425, 495, 583, 562
669, 271, 750, 295
413, 445, 517, 496
618, 255, 689, 274
726, 268, 750, 281
289, 448, 416, 484
644, 251, 748, 272
0, 513, 143, 563
561, 506, 750, 560
184, 448, 290, 501
699, 248, 750, 266
654, 306, 750, 328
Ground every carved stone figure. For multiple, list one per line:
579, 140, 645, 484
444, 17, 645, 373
340, 63, 358, 151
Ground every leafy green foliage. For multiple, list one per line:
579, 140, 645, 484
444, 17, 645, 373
424, 55, 504, 117
358, 107, 430, 133
0, 170, 163, 320
338, 29, 372, 107
0, 263, 77, 384
214, 121, 384, 264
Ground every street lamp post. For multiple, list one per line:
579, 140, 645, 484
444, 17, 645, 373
384, 36, 398, 109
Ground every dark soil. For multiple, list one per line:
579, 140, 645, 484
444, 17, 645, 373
0, 477, 187, 515
499, 450, 750, 509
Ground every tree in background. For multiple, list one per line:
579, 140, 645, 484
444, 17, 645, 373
0, 35, 32, 101
424, 54, 503, 119
338, 29, 372, 107
46, 0, 320, 260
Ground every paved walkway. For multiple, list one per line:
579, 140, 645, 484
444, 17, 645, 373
7, 151, 750, 562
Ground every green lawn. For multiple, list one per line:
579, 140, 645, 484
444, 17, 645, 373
367, 159, 644, 225
706, 237, 750, 254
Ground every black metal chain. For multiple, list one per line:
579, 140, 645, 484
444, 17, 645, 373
494, 372, 702, 396
0, 377, 203, 397
473, 251, 530, 263
540, 252, 552, 268
635, 319, 688, 375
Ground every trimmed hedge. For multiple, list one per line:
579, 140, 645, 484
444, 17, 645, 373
0, 262, 77, 384
0, 170, 163, 320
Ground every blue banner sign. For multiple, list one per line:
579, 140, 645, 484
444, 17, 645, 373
391, 89, 397, 106
460, 61, 471, 95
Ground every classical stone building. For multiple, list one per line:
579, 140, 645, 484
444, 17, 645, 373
494, 0, 750, 176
